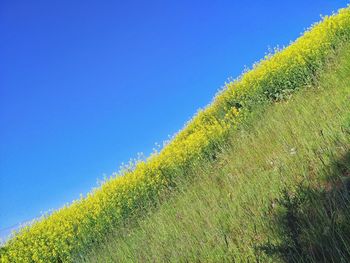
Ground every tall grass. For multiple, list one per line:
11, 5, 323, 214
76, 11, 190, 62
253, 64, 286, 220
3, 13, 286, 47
86, 44, 350, 262
1, 6, 349, 263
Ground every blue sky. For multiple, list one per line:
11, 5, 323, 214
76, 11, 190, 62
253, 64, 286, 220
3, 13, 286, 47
0, 0, 348, 232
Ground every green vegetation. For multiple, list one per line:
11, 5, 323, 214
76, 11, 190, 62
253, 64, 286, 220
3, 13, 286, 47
86, 44, 350, 262
1, 6, 349, 263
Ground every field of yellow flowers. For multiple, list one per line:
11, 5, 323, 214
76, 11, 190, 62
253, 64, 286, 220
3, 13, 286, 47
1, 6, 350, 263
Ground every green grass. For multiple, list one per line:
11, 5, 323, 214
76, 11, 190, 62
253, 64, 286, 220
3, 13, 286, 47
84, 45, 350, 262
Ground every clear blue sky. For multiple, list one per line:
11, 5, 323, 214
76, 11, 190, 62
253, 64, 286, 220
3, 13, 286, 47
0, 1, 348, 231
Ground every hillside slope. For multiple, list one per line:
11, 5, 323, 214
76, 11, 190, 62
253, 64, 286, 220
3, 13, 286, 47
86, 44, 350, 262
1, 7, 350, 263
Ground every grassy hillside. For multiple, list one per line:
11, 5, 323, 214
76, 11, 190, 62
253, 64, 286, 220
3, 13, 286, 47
1, 7, 350, 263
85, 44, 350, 262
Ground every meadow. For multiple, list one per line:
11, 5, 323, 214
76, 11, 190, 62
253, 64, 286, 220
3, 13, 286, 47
86, 43, 350, 262
1, 6, 349, 263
